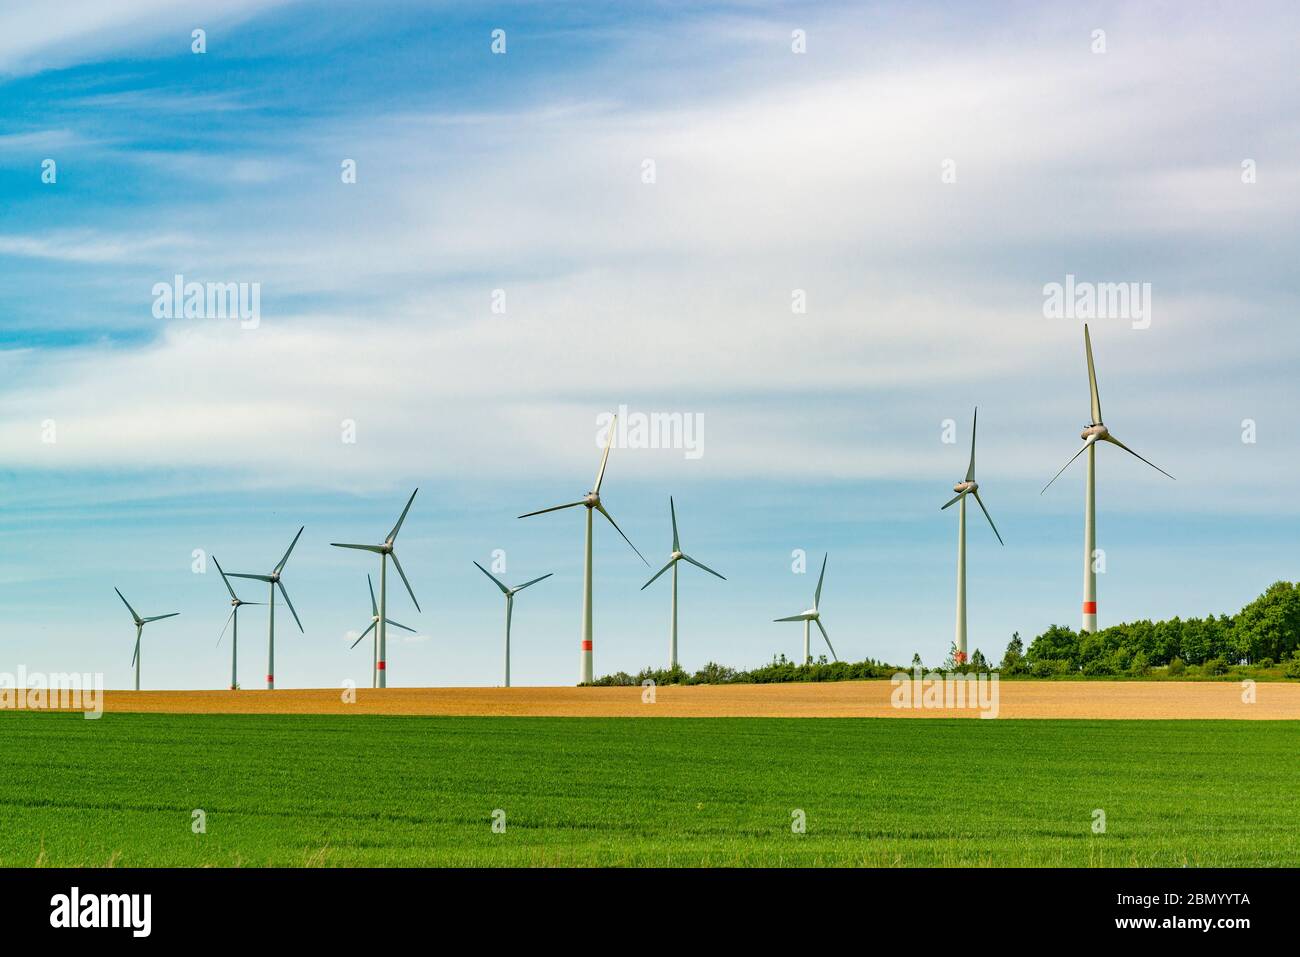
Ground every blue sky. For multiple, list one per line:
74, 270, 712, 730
0, 1, 1297, 688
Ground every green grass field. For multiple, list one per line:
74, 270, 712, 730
2, 712, 1297, 866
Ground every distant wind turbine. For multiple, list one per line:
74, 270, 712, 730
114, 588, 178, 691
350, 574, 416, 688
518, 414, 648, 684
940, 408, 1003, 664
1042, 323, 1174, 632
473, 562, 553, 687
331, 489, 420, 689
227, 526, 305, 689
212, 556, 260, 690
641, 497, 725, 670
774, 553, 837, 665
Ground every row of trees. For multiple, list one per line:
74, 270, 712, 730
1003, 581, 1300, 676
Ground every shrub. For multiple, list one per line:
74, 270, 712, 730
1203, 657, 1229, 676
1283, 657, 1300, 679
1167, 657, 1186, 676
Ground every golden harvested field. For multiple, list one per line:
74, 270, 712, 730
54, 680, 1300, 719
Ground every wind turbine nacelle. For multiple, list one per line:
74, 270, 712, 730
583, 492, 600, 507
671, 550, 684, 561
952, 480, 977, 494
1081, 424, 1108, 442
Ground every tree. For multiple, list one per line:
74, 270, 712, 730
1027, 624, 1079, 668
1001, 632, 1025, 673
1235, 582, 1300, 662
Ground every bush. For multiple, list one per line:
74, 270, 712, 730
1129, 652, 1150, 677
1203, 657, 1229, 676
1167, 657, 1186, 676
1284, 657, 1300, 679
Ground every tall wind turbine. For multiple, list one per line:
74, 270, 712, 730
641, 497, 725, 670
350, 574, 416, 688
941, 408, 1003, 664
114, 588, 178, 691
473, 562, 553, 687
227, 526, 305, 689
212, 556, 260, 690
774, 553, 838, 665
330, 489, 420, 689
518, 414, 648, 684
1042, 323, 1174, 632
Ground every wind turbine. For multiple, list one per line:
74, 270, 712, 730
640, 497, 725, 670
1042, 323, 1174, 632
227, 526, 305, 689
774, 553, 837, 665
114, 588, 178, 691
350, 574, 416, 688
473, 562, 553, 687
212, 556, 260, 690
940, 408, 1003, 664
518, 413, 648, 684
330, 489, 420, 689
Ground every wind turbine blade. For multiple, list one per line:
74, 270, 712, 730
940, 491, 964, 510
1040, 443, 1090, 494
473, 561, 510, 595
640, 559, 675, 590
384, 618, 417, 634
669, 496, 680, 552
965, 407, 978, 482
774, 614, 807, 622
331, 543, 386, 553
274, 526, 305, 574
351, 620, 377, 649
216, 608, 235, 647
142, 612, 179, 622
387, 488, 418, 542
115, 588, 141, 624
971, 490, 1004, 546
1104, 434, 1175, 481
596, 503, 648, 565
227, 573, 274, 582
814, 553, 827, 608
815, 618, 838, 661
518, 501, 584, 519
368, 574, 378, 616
277, 581, 304, 632
131, 632, 141, 667
593, 413, 616, 493
211, 556, 238, 600
390, 550, 421, 611
513, 572, 553, 592
1084, 323, 1102, 426
680, 554, 726, 581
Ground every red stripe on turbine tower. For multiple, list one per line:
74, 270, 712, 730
1082, 601, 1097, 613
581, 640, 592, 651
266, 674, 273, 683
377, 661, 386, 670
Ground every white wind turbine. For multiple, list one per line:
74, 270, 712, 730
350, 574, 416, 689
1042, 323, 1174, 632
114, 588, 178, 691
640, 497, 725, 670
212, 556, 260, 690
473, 562, 553, 687
940, 408, 1003, 664
330, 489, 420, 689
519, 414, 648, 684
774, 553, 838, 665
227, 526, 305, 690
